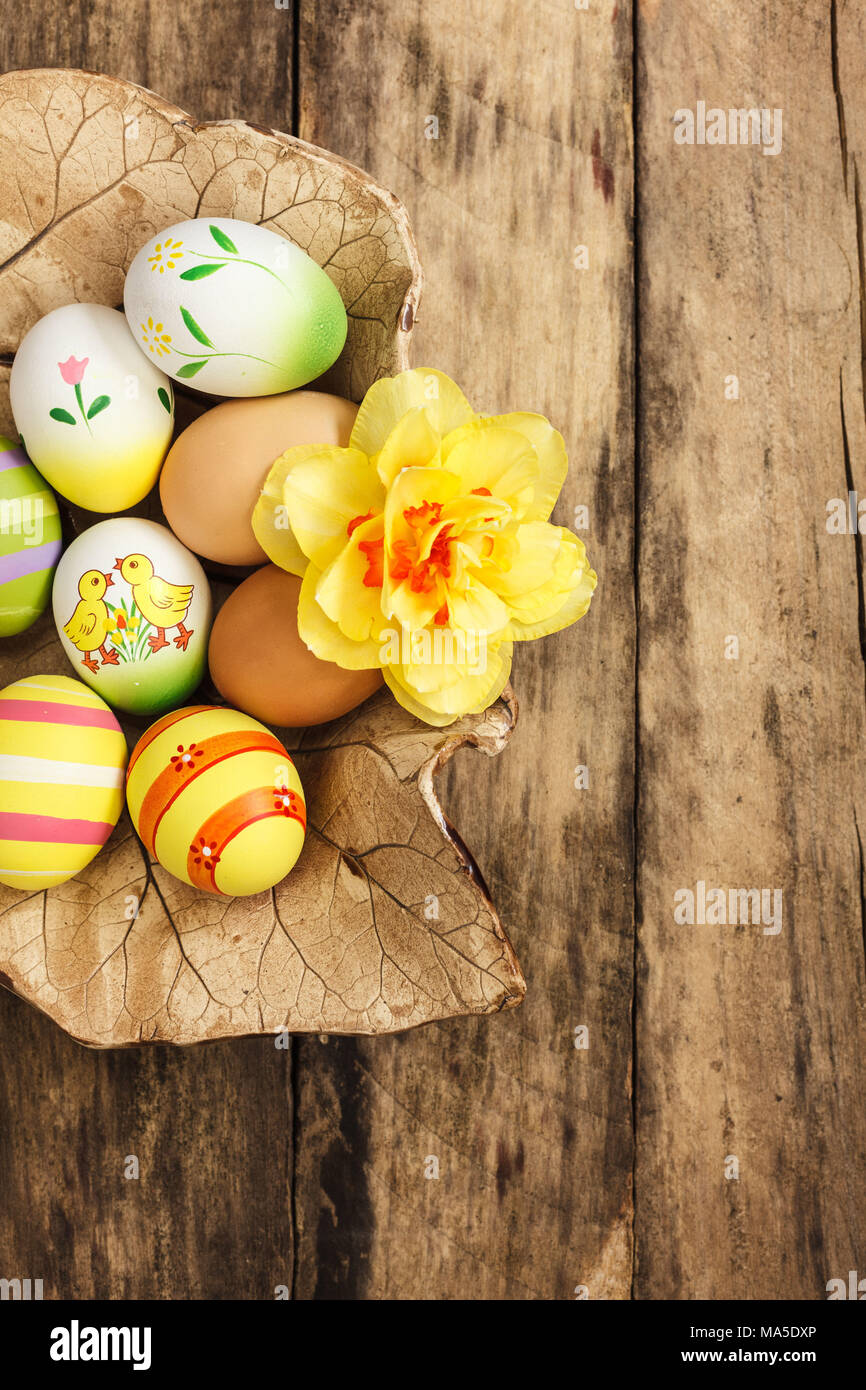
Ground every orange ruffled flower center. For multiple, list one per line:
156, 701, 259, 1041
349, 500, 454, 615
348, 488, 497, 621
391, 501, 452, 601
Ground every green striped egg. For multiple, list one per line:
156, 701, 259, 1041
0, 435, 62, 637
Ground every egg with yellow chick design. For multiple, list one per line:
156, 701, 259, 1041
52, 518, 211, 717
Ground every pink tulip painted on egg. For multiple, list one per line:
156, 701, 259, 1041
51, 356, 110, 433
58, 355, 89, 385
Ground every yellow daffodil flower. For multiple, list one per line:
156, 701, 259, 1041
252, 368, 597, 726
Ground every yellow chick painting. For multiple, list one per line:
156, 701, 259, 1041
114, 553, 195, 652
63, 569, 120, 673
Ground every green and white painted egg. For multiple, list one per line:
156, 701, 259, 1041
9, 304, 175, 513
0, 436, 62, 637
123, 217, 348, 397
52, 518, 211, 717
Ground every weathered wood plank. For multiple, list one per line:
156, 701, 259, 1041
0, 0, 293, 132
294, 0, 636, 1298
0, 993, 293, 1298
0, 0, 296, 1300
635, 0, 866, 1297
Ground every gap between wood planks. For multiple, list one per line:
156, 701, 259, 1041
629, 0, 640, 1305
835, 0, 866, 974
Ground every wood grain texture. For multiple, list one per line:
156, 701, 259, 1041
635, 0, 866, 1297
293, 0, 635, 1299
0, 0, 294, 133
0, 1001, 293, 1298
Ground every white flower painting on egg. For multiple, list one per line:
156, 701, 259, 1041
138, 224, 300, 382
124, 217, 348, 397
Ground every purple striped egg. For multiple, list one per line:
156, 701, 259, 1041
0, 435, 62, 637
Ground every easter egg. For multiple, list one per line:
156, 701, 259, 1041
160, 390, 358, 565
126, 706, 306, 896
0, 436, 62, 636
0, 675, 126, 890
52, 518, 211, 717
209, 565, 383, 726
123, 218, 348, 397
9, 303, 174, 512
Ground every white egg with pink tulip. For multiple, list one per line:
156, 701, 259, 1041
9, 302, 175, 513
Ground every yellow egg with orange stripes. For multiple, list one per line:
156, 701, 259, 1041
0, 674, 127, 890
126, 705, 306, 896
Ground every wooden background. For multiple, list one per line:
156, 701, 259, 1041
0, 0, 863, 1299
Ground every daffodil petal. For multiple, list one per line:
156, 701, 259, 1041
448, 577, 510, 637
486, 412, 569, 522
483, 521, 566, 597
375, 623, 477, 693
252, 446, 311, 576
384, 641, 512, 724
506, 566, 597, 640
380, 675, 457, 727
386, 581, 442, 632
461, 532, 516, 574
350, 368, 474, 457
439, 424, 539, 518
315, 516, 386, 643
390, 625, 499, 693
405, 641, 492, 691
376, 407, 442, 488
441, 493, 511, 532
501, 531, 598, 640
297, 563, 384, 669
282, 447, 385, 572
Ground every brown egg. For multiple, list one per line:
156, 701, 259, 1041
160, 391, 358, 566
209, 564, 383, 727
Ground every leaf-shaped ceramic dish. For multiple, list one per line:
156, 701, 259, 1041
0, 69, 525, 1045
